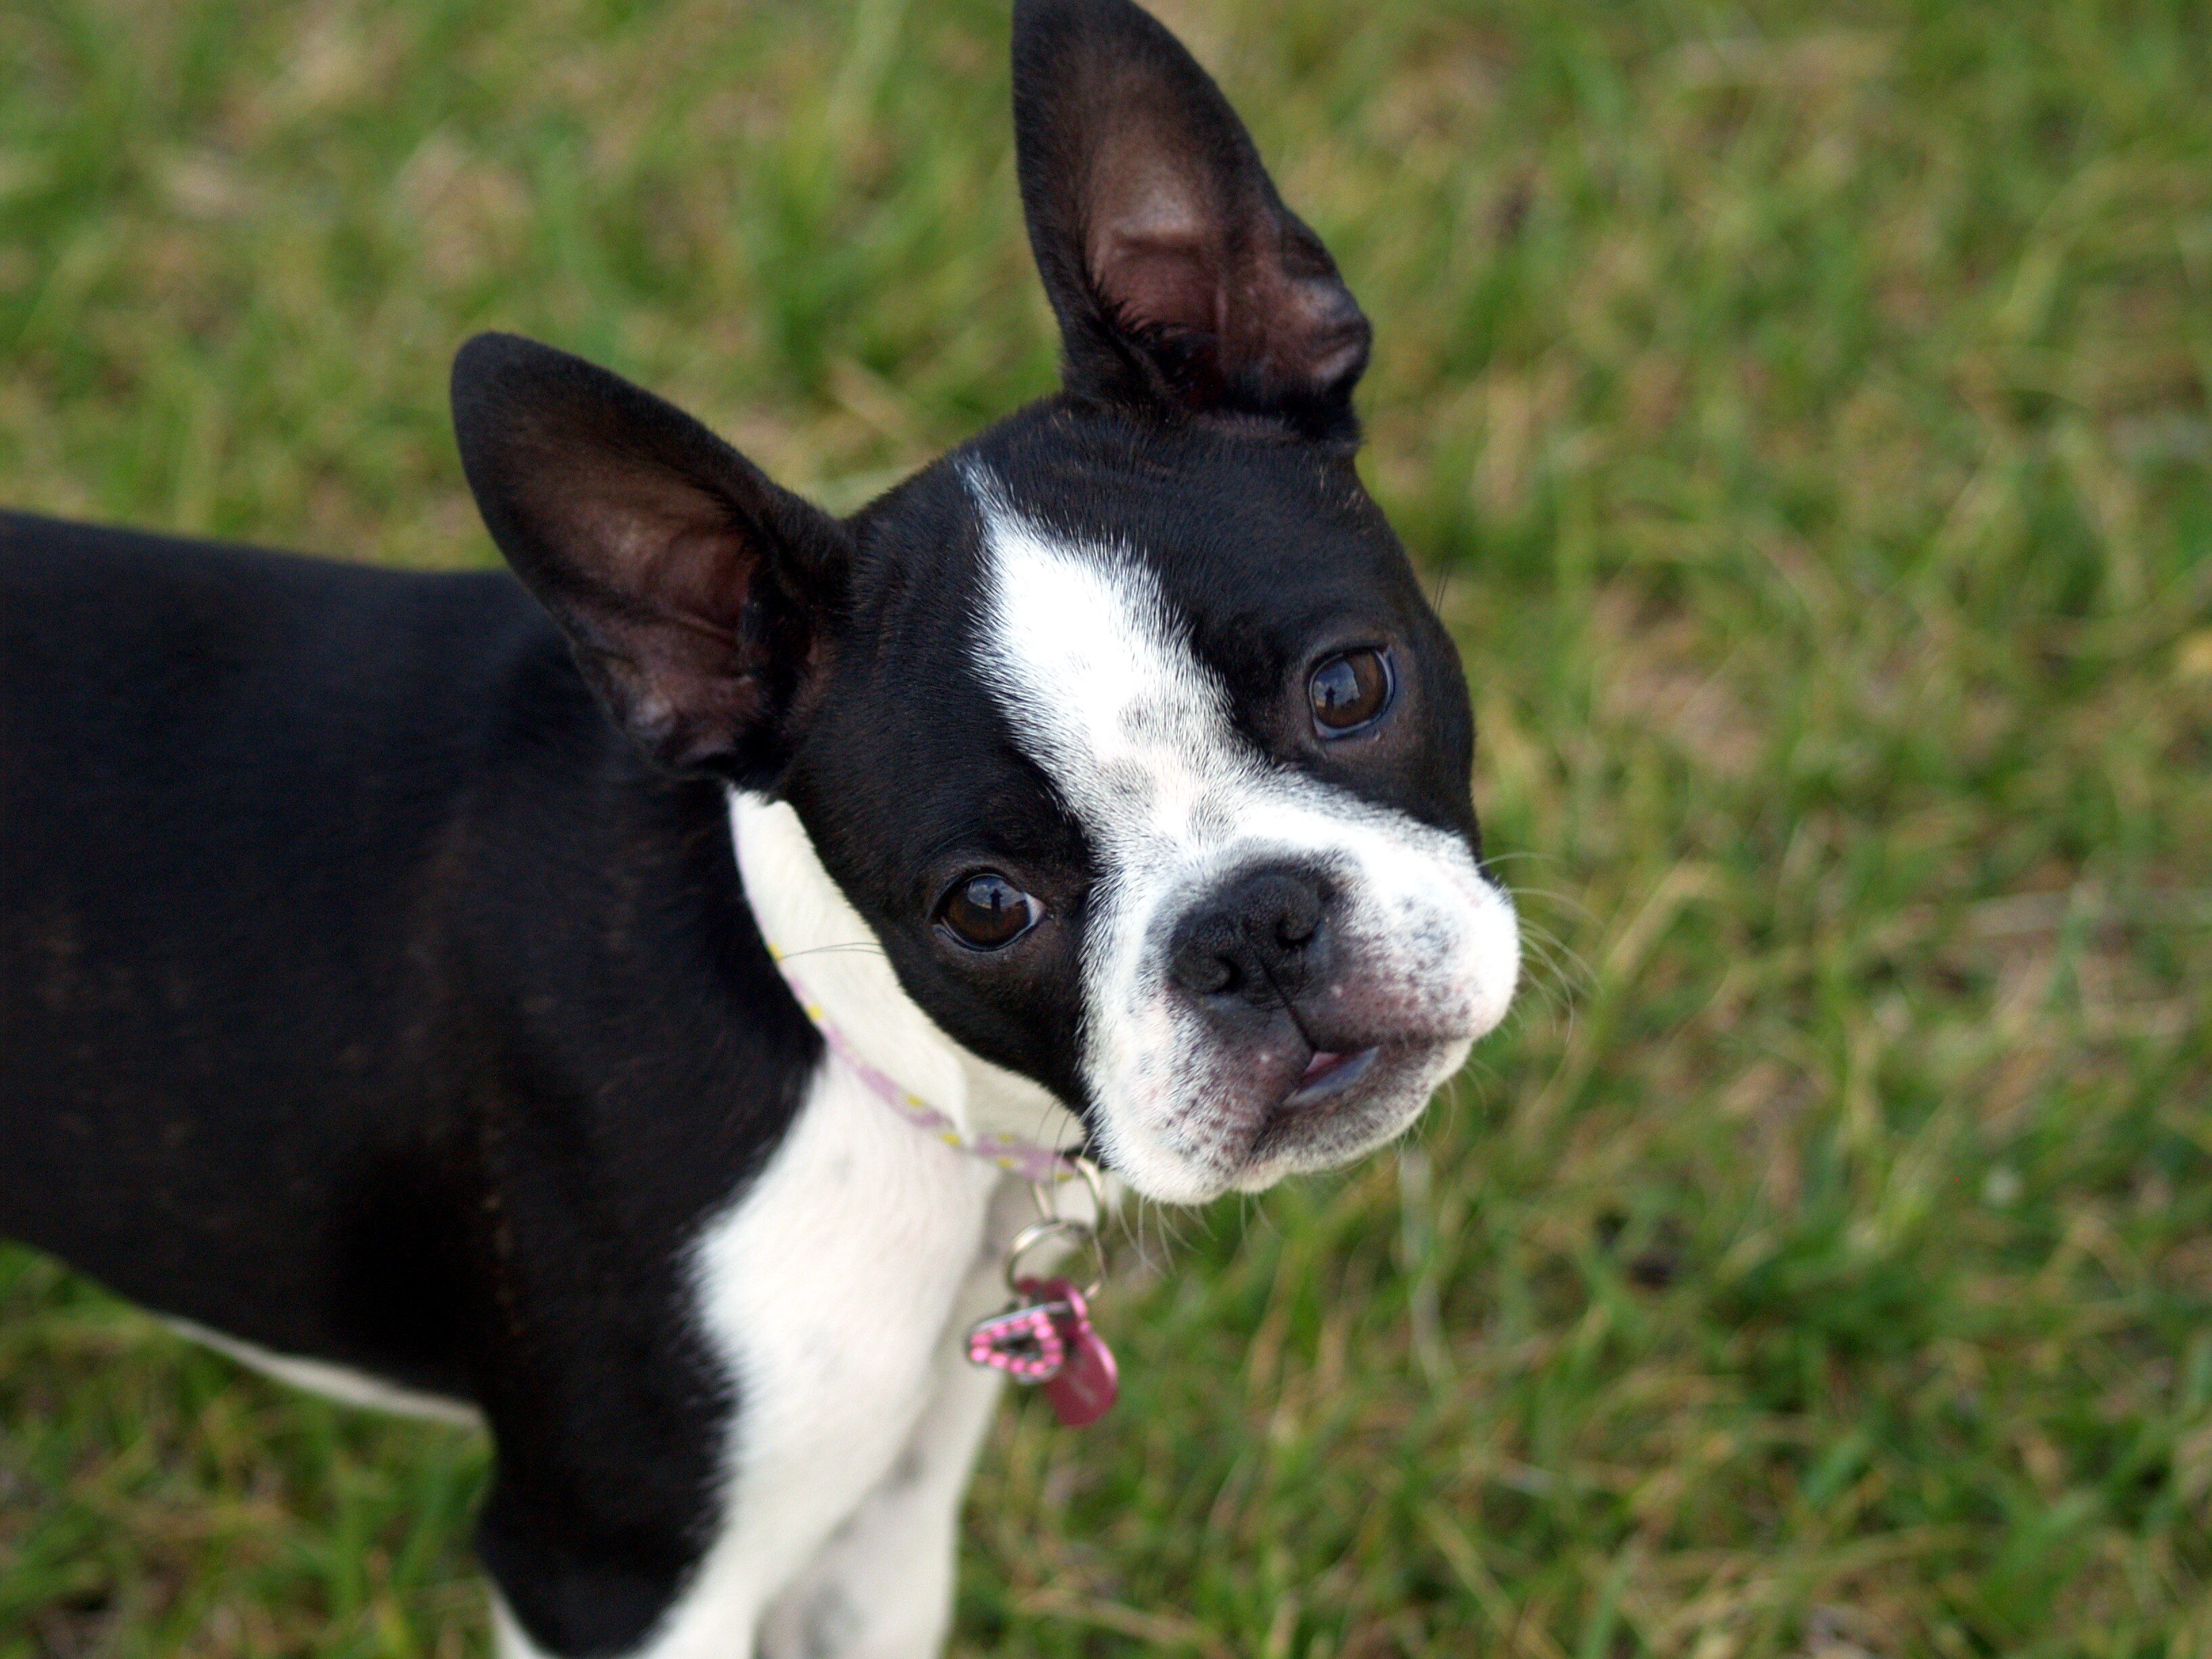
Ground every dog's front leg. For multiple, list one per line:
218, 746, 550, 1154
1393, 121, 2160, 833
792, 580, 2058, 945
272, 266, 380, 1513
757, 1174, 1081, 1659
752, 1269, 1006, 1659
485, 1064, 1006, 1659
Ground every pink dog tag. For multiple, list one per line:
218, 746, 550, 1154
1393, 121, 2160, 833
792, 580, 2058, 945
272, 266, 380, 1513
964, 1276, 1118, 1427
1031, 1277, 1118, 1427
966, 1296, 1067, 1382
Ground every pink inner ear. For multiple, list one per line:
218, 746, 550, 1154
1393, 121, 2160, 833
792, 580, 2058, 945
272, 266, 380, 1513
1087, 135, 1227, 343
1095, 232, 1220, 337
1010, 0, 1370, 429
1078, 125, 1364, 408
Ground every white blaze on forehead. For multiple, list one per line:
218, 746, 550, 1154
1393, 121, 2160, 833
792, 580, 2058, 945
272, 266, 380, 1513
965, 472, 1408, 870
966, 479, 1255, 851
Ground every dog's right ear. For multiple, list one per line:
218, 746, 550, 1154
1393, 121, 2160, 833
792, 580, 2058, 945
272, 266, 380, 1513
451, 333, 849, 785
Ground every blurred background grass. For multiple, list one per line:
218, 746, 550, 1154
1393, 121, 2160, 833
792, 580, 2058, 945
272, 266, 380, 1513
3, 0, 2209, 1654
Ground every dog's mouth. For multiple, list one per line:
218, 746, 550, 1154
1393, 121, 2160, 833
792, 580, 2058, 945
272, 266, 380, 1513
1280, 1044, 1379, 1110
1090, 1017, 1488, 1204
1099, 883, 1520, 1202
1221, 1033, 1460, 1184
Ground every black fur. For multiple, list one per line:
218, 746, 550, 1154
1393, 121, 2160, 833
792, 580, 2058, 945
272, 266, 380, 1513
0, 512, 820, 1652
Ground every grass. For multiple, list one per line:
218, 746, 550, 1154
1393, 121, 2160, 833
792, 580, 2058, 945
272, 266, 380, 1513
3, 0, 2210, 1653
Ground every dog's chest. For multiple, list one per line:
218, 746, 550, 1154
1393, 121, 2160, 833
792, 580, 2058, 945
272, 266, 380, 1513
691, 1053, 1000, 1446
657, 1041, 1004, 1647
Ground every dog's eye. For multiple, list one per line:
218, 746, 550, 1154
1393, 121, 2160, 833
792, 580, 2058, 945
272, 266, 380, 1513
937, 872, 1041, 951
1308, 648, 1394, 736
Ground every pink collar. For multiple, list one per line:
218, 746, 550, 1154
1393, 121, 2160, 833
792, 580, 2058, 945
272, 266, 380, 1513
764, 943, 1080, 1185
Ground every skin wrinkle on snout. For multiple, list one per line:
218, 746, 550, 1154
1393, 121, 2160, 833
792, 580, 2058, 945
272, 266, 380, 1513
967, 471, 1521, 1204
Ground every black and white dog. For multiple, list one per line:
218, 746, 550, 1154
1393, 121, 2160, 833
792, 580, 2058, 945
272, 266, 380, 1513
0, 1, 1519, 1654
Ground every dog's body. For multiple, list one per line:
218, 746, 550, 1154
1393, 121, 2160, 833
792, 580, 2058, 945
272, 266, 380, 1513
0, 4, 1518, 1655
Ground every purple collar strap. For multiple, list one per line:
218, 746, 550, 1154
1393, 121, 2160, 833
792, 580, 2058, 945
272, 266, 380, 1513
764, 943, 1080, 1185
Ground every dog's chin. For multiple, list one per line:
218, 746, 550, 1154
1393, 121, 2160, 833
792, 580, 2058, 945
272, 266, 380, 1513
1103, 1036, 1473, 1205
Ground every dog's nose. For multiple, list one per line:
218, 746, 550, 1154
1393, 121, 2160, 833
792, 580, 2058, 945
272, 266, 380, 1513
1167, 864, 1330, 1003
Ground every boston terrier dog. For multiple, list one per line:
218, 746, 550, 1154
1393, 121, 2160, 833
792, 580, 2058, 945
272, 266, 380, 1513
0, 1, 1519, 1654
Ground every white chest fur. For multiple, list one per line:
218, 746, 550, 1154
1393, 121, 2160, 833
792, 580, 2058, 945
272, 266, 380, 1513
634, 1055, 1003, 1658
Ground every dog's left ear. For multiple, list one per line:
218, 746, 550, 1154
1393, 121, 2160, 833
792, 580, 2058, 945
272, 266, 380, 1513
451, 333, 851, 784
1012, 0, 1370, 441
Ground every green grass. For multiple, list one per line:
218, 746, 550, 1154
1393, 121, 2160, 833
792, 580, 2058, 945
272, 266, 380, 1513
3, 0, 2210, 1654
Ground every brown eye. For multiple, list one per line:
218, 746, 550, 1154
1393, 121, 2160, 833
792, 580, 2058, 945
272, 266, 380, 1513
937, 872, 1040, 950
1308, 648, 1395, 736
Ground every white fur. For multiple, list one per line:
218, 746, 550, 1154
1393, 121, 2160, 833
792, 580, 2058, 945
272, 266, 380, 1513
970, 475, 1521, 1203
731, 792, 1086, 1162
756, 1177, 1050, 1659
617, 1053, 1002, 1659
165, 1317, 485, 1428
558, 794, 1103, 1659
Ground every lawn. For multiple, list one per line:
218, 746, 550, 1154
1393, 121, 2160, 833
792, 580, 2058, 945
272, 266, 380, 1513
3, 0, 2210, 1654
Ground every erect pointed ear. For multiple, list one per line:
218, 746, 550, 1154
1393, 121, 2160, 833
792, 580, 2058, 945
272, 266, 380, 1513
451, 333, 850, 783
1012, 0, 1370, 442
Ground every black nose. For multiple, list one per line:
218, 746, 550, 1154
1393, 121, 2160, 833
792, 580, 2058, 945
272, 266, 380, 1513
1168, 864, 1331, 1003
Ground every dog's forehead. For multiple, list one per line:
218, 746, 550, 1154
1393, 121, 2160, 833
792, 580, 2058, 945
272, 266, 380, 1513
966, 471, 1257, 850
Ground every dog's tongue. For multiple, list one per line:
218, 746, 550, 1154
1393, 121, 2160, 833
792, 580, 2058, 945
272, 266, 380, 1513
1300, 1050, 1347, 1083
1284, 1044, 1379, 1109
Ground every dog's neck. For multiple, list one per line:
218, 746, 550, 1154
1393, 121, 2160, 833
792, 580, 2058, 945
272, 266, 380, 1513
728, 792, 1084, 1160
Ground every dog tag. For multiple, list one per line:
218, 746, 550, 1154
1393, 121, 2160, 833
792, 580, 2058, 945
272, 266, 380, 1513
964, 1277, 1119, 1427
965, 1294, 1068, 1382
1026, 1276, 1118, 1427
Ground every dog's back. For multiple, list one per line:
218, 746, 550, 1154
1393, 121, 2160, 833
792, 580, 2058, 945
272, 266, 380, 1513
0, 513, 804, 1404
1, 514, 526, 1374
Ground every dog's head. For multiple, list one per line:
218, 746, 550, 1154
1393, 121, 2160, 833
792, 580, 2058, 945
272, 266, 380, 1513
453, 0, 1518, 1204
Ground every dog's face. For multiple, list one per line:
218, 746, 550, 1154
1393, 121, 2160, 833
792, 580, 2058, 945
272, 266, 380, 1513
453, 0, 1517, 1204
779, 422, 1517, 1202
